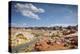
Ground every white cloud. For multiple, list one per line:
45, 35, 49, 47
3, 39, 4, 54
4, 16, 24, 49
15, 3, 45, 20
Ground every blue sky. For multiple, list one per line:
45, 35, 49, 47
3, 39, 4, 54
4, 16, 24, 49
10, 1, 78, 27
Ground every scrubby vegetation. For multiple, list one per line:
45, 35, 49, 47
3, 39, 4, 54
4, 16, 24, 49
9, 25, 78, 52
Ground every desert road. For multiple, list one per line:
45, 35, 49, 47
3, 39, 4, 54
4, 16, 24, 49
11, 36, 42, 53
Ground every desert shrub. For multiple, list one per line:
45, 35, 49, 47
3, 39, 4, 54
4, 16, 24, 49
16, 34, 27, 40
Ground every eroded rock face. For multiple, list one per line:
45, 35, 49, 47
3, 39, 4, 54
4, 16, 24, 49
34, 37, 50, 51
34, 33, 78, 51
34, 36, 65, 51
